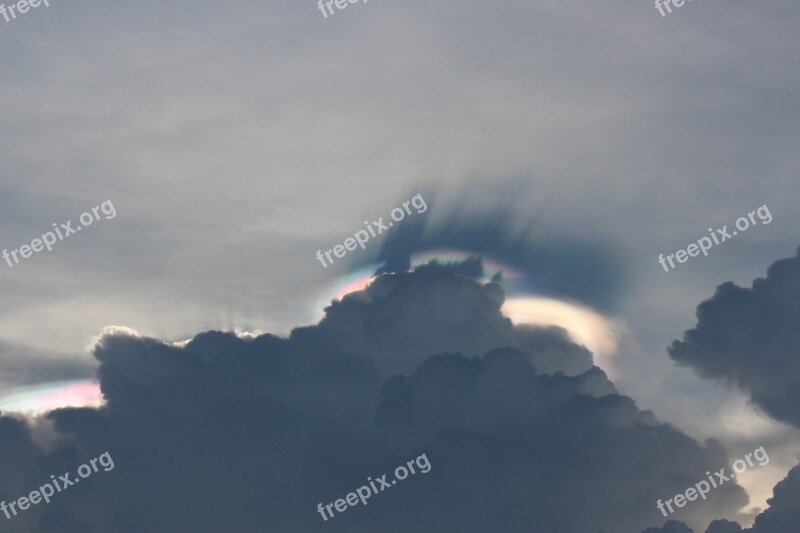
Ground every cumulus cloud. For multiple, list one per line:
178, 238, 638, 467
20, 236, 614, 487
0, 266, 748, 532
745, 464, 800, 532
641, 520, 695, 533
705, 519, 744, 533
307, 265, 594, 378
0, 415, 46, 532
688, 463, 800, 532
668, 247, 800, 429
661, 247, 800, 533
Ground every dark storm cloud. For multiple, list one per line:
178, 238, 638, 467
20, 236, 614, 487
658, 247, 800, 533
641, 520, 695, 533
0, 267, 747, 532
375, 349, 615, 455
705, 519, 744, 533
369, 195, 628, 312
637, 517, 752, 532
0, 415, 46, 532
306, 264, 594, 377
668, 247, 800, 428
675, 463, 800, 532
745, 464, 800, 532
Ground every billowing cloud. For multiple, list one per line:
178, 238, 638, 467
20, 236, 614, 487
668, 247, 800, 428
0, 415, 46, 533
307, 265, 595, 378
683, 463, 800, 532
641, 520, 695, 533
706, 519, 744, 533
745, 464, 800, 532
661, 246, 800, 533
0, 266, 748, 532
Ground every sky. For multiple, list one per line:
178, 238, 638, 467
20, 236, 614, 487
1, 1, 800, 532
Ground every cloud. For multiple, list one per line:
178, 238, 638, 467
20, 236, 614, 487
308, 265, 595, 378
705, 519, 744, 533
662, 246, 800, 533
745, 464, 800, 532
668, 247, 800, 429
0, 266, 748, 532
688, 463, 800, 532
0, 415, 45, 532
641, 520, 695, 533
375, 349, 615, 455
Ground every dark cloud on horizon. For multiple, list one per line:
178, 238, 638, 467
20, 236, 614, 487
668, 247, 800, 429
0, 266, 757, 532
